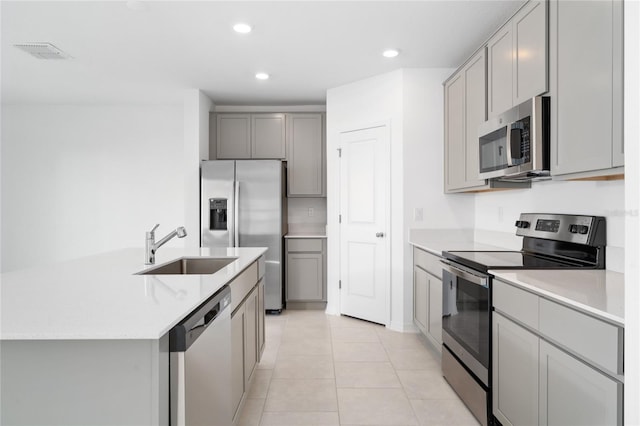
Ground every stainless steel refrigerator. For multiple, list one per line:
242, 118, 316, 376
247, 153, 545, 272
201, 160, 287, 312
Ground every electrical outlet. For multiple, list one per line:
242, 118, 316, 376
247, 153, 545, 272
414, 207, 424, 222
308, 207, 314, 217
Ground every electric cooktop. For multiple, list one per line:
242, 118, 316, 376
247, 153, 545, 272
442, 213, 607, 273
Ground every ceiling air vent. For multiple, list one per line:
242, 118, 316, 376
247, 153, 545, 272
14, 43, 71, 60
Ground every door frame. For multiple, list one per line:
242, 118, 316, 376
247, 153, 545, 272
337, 121, 392, 326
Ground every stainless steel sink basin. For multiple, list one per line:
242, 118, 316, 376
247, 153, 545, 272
137, 257, 237, 275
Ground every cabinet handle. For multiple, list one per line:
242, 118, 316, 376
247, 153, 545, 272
376, 232, 385, 238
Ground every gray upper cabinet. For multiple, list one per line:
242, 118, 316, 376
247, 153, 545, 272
217, 114, 252, 159
216, 113, 286, 159
549, 0, 624, 177
444, 49, 489, 193
287, 113, 325, 197
512, 0, 548, 105
488, 25, 514, 118
251, 114, 286, 159
488, 0, 547, 118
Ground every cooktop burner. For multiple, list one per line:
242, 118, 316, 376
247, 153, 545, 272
443, 250, 591, 274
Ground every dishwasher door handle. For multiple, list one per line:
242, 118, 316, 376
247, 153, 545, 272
169, 285, 231, 352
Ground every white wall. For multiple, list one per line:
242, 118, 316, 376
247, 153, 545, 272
1, 104, 183, 272
183, 90, 214, 248
326, 70, 403, 323
401, 68, 477, 329
287, 198, 327, 226
326, 69, 475, 330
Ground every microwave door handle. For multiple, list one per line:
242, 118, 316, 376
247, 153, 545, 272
505, 122, 514, 167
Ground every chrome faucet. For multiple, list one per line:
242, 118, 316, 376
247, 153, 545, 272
145, 224, 187, 265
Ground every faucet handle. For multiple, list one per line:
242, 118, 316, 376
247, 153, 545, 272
148, 223, 160, 234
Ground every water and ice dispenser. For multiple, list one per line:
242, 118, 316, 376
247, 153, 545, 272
209, 198, 228, 230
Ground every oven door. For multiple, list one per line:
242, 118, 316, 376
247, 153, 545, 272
441, 261, 491, 386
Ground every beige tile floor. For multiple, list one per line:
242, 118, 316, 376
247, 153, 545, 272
237, 310, 479, 426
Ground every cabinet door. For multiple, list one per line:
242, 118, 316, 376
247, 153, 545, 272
512, 0, 548, 104
427, 275, 442, 347
539, 340, 622, 426
413, 267, 428, 334
487, 24, 514, 118
257, 278, 265, 358
444, 73, 466, 191
492, 313, 539, 426
252, 114, 286, 159
230, 308, 245, 420
244, 287, 258, 388
286, 252, 323, 301
464, 48, 488, 187
287, 114, 324, 197
217, 114, 252, 159
550, 0, 620, 175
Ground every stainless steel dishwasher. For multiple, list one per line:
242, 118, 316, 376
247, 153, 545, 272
169, 285, 232, 426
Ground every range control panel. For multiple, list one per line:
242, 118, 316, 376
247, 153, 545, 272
515, 213, 605, 246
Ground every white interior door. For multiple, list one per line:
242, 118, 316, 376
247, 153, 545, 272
339, 125, 390, 325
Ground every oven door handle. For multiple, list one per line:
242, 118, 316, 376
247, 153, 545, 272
440, 260, 489, 288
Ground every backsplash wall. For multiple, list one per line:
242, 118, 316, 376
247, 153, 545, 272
287, 197, 327, 225
474, 178, 625, 271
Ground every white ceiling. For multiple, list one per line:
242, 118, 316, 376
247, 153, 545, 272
1, 1, 524, 105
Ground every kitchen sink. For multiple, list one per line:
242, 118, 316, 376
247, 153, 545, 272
137, 257, 237, 275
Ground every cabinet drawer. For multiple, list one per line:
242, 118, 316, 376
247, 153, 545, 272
493, 279, 539, 330
230, 262, 258, 313
413, 248, 442, 278
539, 299, 623, 375
287, 239, 323, 252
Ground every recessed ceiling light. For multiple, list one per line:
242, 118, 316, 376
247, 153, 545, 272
382, 49, 400, 58
255, 73, 270, 80
233, 23, 252, 34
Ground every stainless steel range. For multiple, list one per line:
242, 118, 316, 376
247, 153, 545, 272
440, 213, 606, 426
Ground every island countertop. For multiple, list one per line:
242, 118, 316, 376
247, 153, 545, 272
0, 247, 267, 341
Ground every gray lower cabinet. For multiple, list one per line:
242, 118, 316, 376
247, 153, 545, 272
230, 306, 245, 420
412, 247, 442, 350
493, 312, 539, 426
230, 260, 265, 423
413, 267, 429, 334
549, 0, 624, 177
492, 278, 623, 426
258, 278, 265, 356
539, 340, 621, 426
244, 286, 258, 388
285, 238, 326, 306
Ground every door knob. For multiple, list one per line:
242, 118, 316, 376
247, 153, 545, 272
376, 232, 385, 238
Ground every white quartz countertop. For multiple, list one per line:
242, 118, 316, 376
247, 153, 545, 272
409, 228, 511, 256
0, 247, 267, 340
490, 269, 625, 326
285, 224, 327, 239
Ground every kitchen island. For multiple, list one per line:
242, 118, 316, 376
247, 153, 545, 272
0, 246, 267, 425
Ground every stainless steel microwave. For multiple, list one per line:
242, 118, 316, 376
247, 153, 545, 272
477, 96, 550, 180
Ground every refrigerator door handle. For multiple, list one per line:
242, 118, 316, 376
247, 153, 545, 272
234, 181, 240, 248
